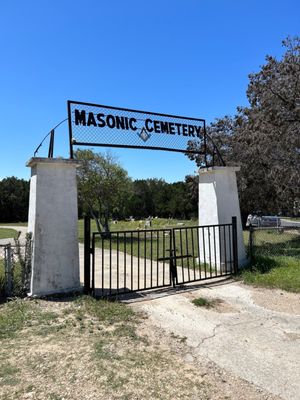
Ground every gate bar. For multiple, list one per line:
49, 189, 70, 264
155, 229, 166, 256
84, 216, 91, 293
232, 216, 238, 274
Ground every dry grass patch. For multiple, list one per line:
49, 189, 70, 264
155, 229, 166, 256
0, 296, 211, 400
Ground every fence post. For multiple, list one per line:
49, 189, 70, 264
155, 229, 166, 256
232, 217, 239, 274
5, 244, 12, 297
249, 224, 254, 269
84, 216, 91, 294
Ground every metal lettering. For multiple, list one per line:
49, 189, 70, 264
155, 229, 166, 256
87, 112, 97, 127
97, 113, 105, 127
129, 118, 137, 131
194, 125, 202, 138
182, 124, 188, 136
160, 121, 169, 133
168, 122, 175, 134
106, 115, 116, 129
188, 125, 195, 137
116, 116, 125, 129
145, 118, 153, 132
153, 120, 161, 133
75, 109, 86, 126
175, 123, 181, 134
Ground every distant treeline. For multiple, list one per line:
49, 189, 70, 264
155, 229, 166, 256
123, 177, 198, 219
78, 176, 199, 220
0, 177, 30, 222
0, 176, 198, 222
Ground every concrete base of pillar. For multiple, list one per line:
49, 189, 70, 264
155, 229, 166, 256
199, 166, 247, 268
27, 158, 81, 296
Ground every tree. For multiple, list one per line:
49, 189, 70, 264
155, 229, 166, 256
184, 175, 199, 218
189, 36, 300, 217
0, 177, 29, 222
127, 180, 155, 218
75, 149, 132, 233
234, 36, 300, 215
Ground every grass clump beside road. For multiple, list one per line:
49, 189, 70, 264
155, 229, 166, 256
240, 256, 300, 293
0, 296, 210, 400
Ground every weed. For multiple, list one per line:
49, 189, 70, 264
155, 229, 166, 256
192, 297, 219, 308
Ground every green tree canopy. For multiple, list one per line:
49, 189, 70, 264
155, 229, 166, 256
0, 177, 29, 222
189, 36, 300, 217
75, 149, 132, 233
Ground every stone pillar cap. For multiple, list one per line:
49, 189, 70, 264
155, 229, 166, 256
199, 166, 241, 174
27, 157, 81, 168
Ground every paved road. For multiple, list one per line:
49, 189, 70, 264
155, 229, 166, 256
281, 219, 300, 227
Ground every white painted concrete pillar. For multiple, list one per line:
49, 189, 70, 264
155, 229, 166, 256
27, 158, 80, 296
198, 166, 247, 268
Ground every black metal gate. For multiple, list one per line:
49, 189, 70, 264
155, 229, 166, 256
84, 217, 238, 297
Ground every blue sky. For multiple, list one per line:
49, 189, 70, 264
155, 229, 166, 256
0, 0, 299, 182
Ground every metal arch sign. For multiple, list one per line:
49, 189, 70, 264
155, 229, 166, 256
67, 100, 205, 158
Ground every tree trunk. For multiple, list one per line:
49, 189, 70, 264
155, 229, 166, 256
89, 208, 102, 234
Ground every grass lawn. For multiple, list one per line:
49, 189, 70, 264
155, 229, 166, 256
239, 256, 300, 293
240, 227, 300, 293
77, 217, 197, 242
0, 296, 211, 400
0, 222, 28, 227
0, 228, 18, 240
78, 218, 201, 263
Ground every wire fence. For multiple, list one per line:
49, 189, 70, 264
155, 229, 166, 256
0, 241, 31, 298
248, 226, 300, 260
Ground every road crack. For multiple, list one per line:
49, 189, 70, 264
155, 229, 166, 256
196, 323, 222, 348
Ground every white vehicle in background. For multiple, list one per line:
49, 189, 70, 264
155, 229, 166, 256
246, 214, 281, 227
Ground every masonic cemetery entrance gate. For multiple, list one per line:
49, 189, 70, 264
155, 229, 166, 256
70, 100, 237, 296
26, 100, 244, 298
84, 217, 238, 297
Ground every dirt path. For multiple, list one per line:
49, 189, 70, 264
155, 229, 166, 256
132, 281, 300, 400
